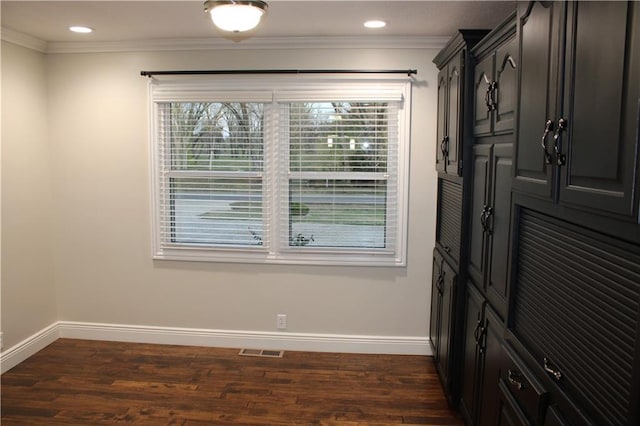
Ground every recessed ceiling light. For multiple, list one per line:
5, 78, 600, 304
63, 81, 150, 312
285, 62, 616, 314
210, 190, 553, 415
69, 26, 93, 34
364, 20, 386, 29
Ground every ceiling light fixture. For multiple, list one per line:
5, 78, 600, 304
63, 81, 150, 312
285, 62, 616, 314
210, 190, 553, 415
204, 0, 268, 33
364, 20, 387, 29
69, 26, 93, 33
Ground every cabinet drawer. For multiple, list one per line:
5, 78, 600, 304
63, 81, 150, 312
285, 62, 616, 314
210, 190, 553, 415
501, 344, 549, 423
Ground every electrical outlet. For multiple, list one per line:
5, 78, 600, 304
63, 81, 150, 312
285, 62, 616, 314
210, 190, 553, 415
276, 314, 287, 330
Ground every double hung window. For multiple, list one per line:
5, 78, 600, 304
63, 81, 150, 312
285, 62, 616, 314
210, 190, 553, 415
150, 76, 411, 266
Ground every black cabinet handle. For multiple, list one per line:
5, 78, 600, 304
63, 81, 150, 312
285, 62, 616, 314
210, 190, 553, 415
507, 369, 524, 390
485, 81, 497, 112
541, 119, 554, 164
473, 318, 483, 343
480, 205, 488, 229
436, 274, 444, 294
484, 206, 494, 235
543, 357, 563, 381
440, 136, 449, 158
552, 117, 567, 166
480, 205, 493, 234
477, 322, 488, 354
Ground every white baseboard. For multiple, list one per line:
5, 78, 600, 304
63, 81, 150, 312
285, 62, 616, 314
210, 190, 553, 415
2, 321, 431, 373
0, 323, 60, 374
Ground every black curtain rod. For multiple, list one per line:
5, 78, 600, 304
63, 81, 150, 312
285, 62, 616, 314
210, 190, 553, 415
140, 69, 417, 77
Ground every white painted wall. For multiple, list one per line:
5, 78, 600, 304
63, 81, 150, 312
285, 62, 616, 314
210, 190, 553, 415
2, 43, 439, 351
1, 41, 57, 348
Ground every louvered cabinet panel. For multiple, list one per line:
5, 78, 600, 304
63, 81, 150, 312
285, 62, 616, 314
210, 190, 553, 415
512, 209, 640, 426
436, 179, 463, 262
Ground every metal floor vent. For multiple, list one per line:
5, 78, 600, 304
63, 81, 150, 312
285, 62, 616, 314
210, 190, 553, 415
238, 348, 284, 358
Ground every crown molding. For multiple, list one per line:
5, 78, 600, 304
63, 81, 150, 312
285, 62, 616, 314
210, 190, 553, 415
47, 36, 449, 53
1, 28, 447, 54
1, 27, 48, 53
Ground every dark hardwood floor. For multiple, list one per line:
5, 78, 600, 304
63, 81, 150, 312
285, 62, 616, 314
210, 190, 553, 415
1, 339, 463, 425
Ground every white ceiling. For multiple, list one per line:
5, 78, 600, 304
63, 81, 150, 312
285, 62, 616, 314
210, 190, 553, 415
1, 1, 516, 43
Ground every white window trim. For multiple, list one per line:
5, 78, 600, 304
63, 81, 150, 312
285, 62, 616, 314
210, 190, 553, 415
149, 75, 411, 267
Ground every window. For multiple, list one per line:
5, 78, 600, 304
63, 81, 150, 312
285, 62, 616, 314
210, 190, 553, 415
150, 76, 411, 266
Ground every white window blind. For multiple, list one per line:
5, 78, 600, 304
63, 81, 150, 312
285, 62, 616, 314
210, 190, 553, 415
156, 101, 267, 249
150, 76, 411, 266
282, 101, 397, 251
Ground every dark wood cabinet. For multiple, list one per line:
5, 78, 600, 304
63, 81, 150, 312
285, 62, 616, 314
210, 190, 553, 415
429, 249, 457, 392
460, 284, 505, 426
434, 30, 489, 177
467, 143, 513, 319
514, 1, 640, 221
431, 29, 489, 404
432, 2, 639, 426
472, 14, 518, 137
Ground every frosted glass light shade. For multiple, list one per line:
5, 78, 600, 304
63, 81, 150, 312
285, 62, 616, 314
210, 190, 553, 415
205, 1, 268, 33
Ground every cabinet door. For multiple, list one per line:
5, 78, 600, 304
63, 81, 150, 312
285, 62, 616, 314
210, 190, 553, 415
478, 306, 505, 426
494, 38, 518, 134
558, 1, 640, 219
446, 54, 463, 176
485, 143, 513, 319
436, 67, 448, 173
513, 1, 563, 199
468, 145, 492, 286
473, 53, 495, 136
429, 250, 444, 360
460, 284, 485, 424
437, 258, 457, 384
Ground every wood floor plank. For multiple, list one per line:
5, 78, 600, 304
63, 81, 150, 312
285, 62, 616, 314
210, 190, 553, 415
1, 338, 463, 425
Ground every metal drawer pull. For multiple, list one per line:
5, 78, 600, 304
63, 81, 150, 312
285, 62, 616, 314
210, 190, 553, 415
540, 119, 554, 164
484, 207, 493, 234
543, 357, 562, 381
473, 319, 482, 342
507, 369, 524, 390
440, 136, 449, 158
552, 117, 567, 166
485, 81, 497, 112
480, 205, 487, 229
